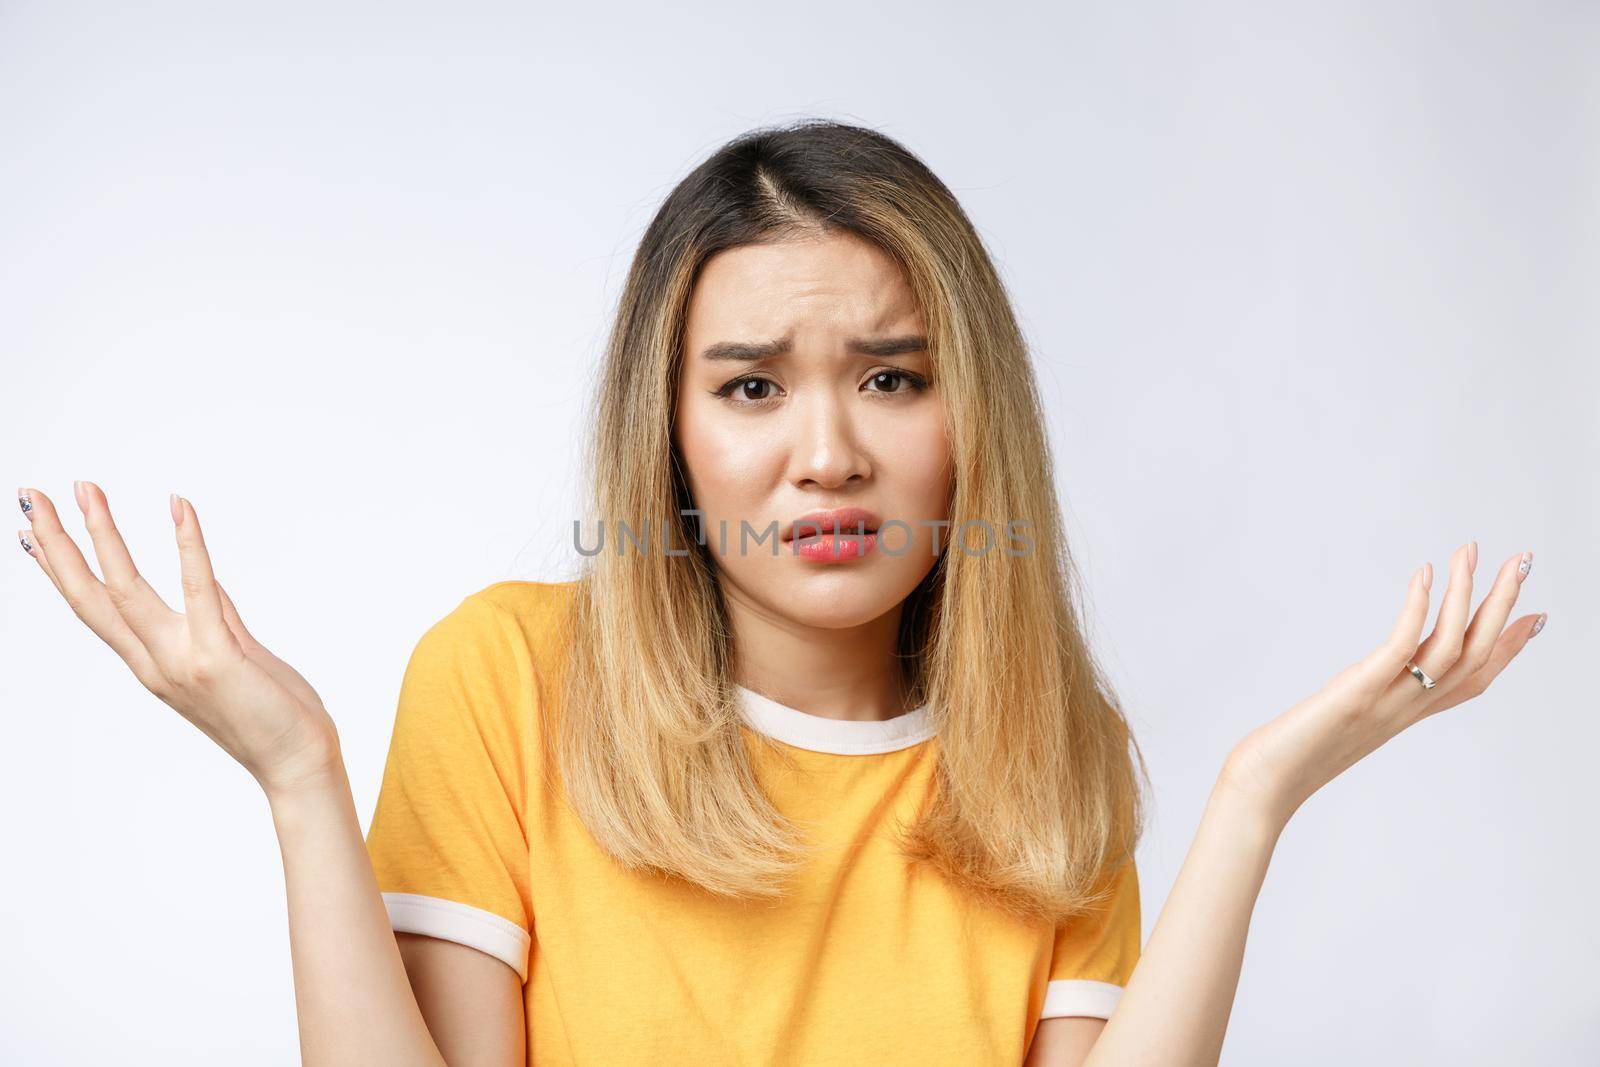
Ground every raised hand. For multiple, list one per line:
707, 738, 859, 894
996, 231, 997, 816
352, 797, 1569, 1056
1219, 541, 1546, 828
17, 481, 341, 799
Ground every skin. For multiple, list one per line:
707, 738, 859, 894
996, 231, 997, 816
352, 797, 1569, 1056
14, 238, 1546, 1064
674, 229, 955, 722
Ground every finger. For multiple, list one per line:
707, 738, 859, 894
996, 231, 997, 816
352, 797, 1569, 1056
171, 495, 230, 654
1331, 563, 1433, 702
1436, 550, 1530, 696
214, 578, 262, 650
1418, 610, 1547, 718
1413, 542, 1475, 681
76, 480, 179, 652
19, 519, 65, 597
21, 485, 112, 606
17, 487, 170, 688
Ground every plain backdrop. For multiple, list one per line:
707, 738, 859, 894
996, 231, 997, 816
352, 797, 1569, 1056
2, 1, 1595, 1063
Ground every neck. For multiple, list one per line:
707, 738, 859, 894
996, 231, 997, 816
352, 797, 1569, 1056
721, 582, 912, 722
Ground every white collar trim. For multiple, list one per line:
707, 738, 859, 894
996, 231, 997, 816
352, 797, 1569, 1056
735, 684, 935, 755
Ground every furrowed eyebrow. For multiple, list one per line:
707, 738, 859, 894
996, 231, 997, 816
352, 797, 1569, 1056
849, 335, 929, 357
699, 337, 793, 363
698, 335, 929, 362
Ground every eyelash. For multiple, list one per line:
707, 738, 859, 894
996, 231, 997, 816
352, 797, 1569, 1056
710, 368, 930, 408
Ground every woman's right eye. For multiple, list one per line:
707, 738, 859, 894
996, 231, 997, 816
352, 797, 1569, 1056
711, 376, 782, 407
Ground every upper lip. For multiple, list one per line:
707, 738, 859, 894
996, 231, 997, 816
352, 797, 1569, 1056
783, 507, 882, 542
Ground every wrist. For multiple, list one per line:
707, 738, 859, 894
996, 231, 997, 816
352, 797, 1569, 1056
263, 751, 351, 821
257, 726, 346, 801
1208, 770, 1292, 845
1217, 734, 1311, 834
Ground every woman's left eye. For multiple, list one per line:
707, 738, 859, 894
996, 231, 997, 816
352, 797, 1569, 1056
864, 369, 927, 394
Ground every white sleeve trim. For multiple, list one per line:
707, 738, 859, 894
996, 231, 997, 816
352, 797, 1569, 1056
1040, 978, 1124, 1020
381, 892, 531, 982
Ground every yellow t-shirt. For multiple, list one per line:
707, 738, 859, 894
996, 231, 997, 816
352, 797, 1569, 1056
365, 579, 1141, 1065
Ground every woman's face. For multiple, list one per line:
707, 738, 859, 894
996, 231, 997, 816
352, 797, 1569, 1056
674, 229, 953, 630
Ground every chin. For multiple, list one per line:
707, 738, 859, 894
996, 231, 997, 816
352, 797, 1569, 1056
762, 566, 920, 628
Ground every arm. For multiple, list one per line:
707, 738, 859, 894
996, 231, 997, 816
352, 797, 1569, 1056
394, 933, 526, 1065
1074, 778, 1278, 1067
268, 758, 452, 1066
1023, 1018, 1106, 1066
270, 758, 526, 1065
1021, 783, 1272, 1067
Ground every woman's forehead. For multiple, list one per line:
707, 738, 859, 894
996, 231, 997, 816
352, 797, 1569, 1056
686, 236, 923, 346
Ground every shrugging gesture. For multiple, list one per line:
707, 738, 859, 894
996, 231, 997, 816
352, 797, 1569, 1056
17, 481, 341, 798
18, 482, 457, 1066
1220, 542, 1544, 828
1066, 541, 1546, 1067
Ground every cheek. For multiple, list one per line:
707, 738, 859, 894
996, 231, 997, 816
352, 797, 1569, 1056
887, 410, 953, 508
674, 401, 780, 509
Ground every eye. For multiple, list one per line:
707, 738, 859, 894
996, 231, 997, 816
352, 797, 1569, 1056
863, 368, 929, 395
710, 375, 783, 407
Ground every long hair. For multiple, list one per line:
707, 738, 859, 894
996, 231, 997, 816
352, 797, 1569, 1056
551, 118, 1149, 925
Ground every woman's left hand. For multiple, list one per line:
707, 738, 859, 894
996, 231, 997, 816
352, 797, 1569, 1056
1218, 542, 1545, 829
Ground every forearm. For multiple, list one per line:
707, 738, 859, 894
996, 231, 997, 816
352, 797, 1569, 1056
1081, 777, 1283, 1067
266, 751, 448, 1067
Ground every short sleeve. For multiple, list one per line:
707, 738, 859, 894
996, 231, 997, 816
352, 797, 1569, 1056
364, 593, 534, 982
1039, 856, 1142, 1020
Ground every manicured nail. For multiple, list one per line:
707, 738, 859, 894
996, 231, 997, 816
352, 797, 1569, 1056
1467, 540, 1477, 573
1422, 562, 1433, 591
170, 493, 183, 527
1516, 551, 1533, 582
1530, 612, 1547, 638
73, 481, 88, 513
17, 489, 32, 516
18, 529, 35, 556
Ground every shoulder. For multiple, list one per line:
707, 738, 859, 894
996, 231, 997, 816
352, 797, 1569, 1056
421, 579, 580, 644
394, 581, 582, 763
466, 578, 581, 626
427, 579, 581, 702
460, 580, 580, 668
404, 579, 580, 686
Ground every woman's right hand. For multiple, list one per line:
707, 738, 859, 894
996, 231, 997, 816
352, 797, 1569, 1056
18, 481, 342, 799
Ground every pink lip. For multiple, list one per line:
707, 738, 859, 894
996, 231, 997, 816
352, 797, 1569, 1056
783, 506, 882, 543
792, 531, 877, 562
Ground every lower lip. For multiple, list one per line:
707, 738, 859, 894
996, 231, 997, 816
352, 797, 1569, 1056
789, 532, 878, 562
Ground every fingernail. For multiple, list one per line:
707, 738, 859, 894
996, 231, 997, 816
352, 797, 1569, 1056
18, 529, 35, 556
1467, 540, 1477, 573
73, 480, 87, 512
17, 489, 32, 517
1423, 562, 1433, 591
170, 493, 183, 527
1517, 551, 1533, 582
1530, 612, 1547, 638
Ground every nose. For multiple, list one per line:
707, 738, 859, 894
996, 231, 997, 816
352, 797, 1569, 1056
787, 390, 869, 490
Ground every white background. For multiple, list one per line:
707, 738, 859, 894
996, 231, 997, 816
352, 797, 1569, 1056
2, 1, 1595, 1062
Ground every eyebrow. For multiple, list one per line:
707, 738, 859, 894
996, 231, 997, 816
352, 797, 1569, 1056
698, 335, 929, 362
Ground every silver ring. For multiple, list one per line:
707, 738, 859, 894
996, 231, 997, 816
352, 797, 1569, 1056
1405, 661, 1436, 690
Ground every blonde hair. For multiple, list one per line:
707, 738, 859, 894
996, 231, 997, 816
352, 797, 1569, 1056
549, 118, 1149, 925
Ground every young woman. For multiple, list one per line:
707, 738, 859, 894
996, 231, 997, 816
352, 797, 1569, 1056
16, 119, 1545, 1066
